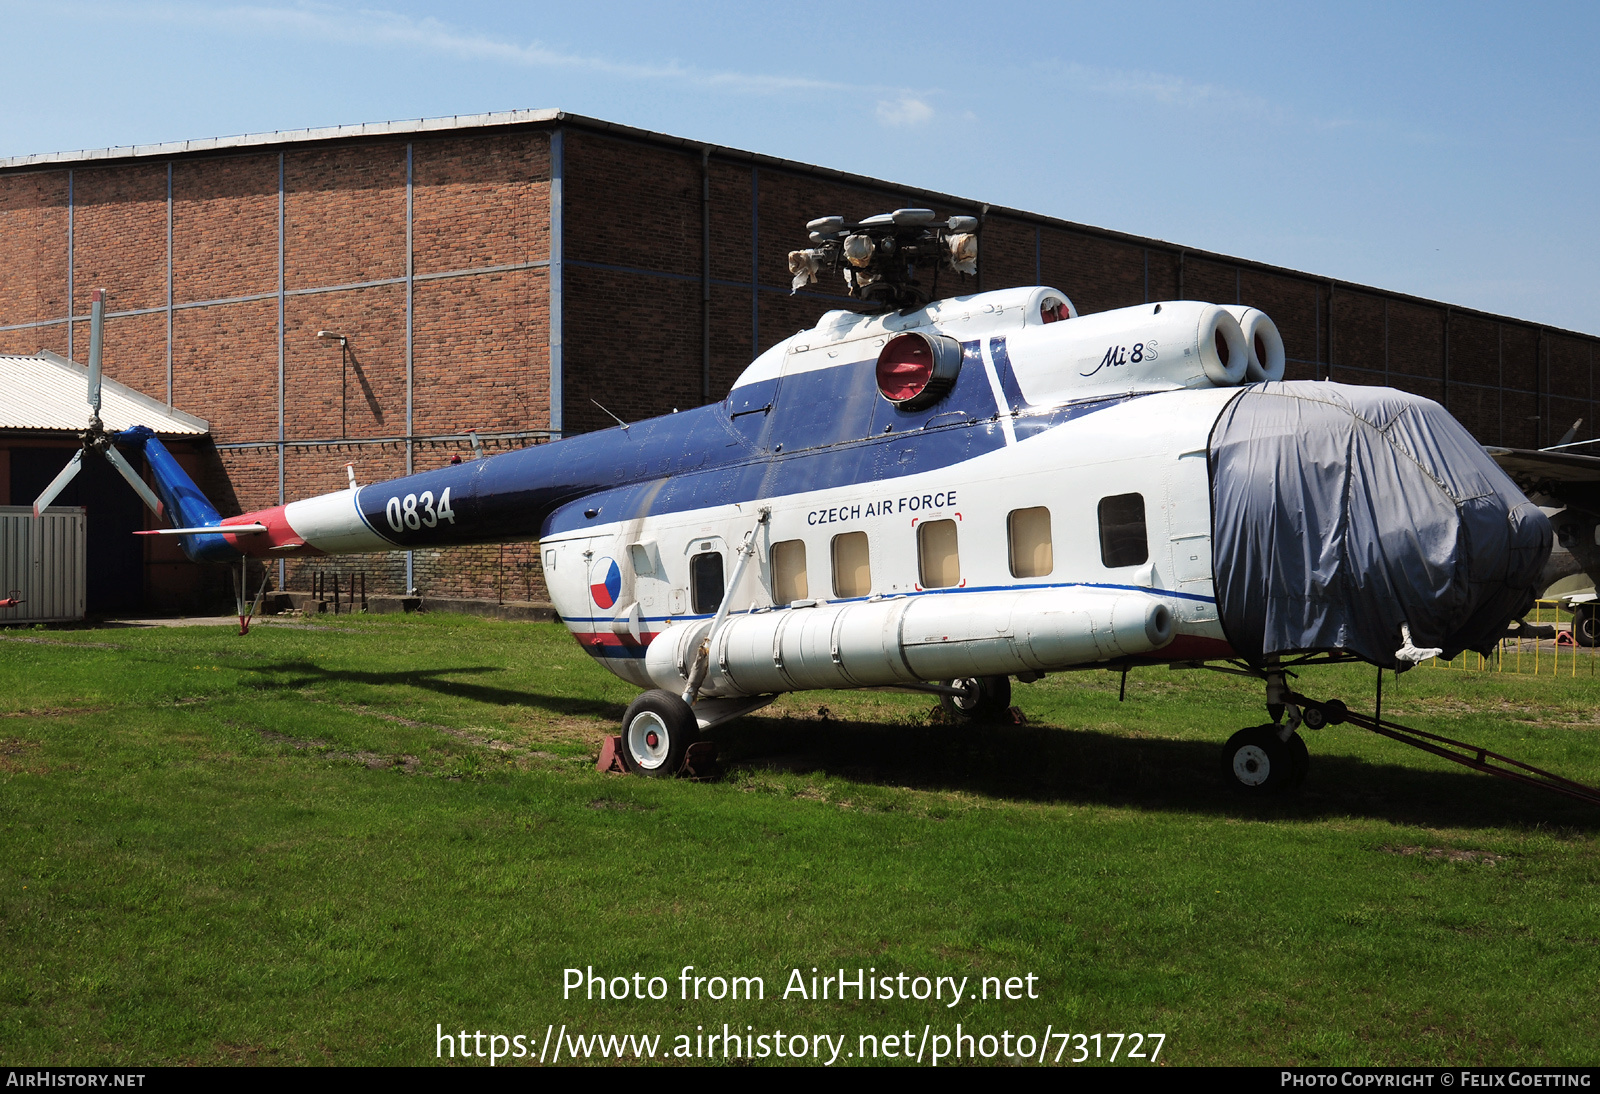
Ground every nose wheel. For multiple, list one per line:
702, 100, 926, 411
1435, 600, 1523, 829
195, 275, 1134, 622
619, 690, 699, 777
1574, 604, 1599, 648
1222, 725, 1309, 795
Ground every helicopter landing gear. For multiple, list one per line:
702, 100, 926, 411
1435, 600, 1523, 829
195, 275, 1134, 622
939, 675, 1013, 724
1284, 729, 1309, 790
1299, 698, 1347, 731
1574, 604, 1600, 648
1221, 724, 1307, 795
618, 690, 700, 777
1221, 670, 1324, 795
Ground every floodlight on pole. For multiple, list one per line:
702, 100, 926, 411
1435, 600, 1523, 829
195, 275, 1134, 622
317, 331, 350, 437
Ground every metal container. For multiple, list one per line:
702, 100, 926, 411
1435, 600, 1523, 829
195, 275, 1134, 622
0, 505, 87, 623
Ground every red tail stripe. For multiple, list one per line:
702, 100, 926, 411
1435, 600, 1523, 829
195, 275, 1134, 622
224, 505, 324, 557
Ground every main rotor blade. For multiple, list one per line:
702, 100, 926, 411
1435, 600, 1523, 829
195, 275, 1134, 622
32, 451, 84, 517
87, 289, 106, 416
100, 445, 166, 519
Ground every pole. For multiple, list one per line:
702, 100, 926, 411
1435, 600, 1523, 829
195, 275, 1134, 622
701, 146, 712, 403
276, 153, 286, 591
405, 142, 415, 594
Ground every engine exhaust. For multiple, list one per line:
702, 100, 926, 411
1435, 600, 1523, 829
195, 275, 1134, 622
1223, 306, 1286, 382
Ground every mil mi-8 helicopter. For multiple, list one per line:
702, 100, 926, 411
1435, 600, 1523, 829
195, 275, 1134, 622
35, 210, 1560, 797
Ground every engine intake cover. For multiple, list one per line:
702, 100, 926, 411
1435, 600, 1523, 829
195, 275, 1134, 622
876, 331, 963, 410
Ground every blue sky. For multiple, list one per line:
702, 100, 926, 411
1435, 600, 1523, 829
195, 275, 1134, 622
4, 1, 1597, 334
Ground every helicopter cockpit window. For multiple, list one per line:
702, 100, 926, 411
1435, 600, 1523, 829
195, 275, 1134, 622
918, 519, 961, 589
770, 540, 808, 606
1098, 493, 1148, 569
1008, 506, 1053, 578
831, 532, 872, 598
690, 551, 725, 614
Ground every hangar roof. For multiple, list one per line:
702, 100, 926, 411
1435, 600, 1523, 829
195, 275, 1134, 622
0, 352, 208, 436
0, 109, 562, 170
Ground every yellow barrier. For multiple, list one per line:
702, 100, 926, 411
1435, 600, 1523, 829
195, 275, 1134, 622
1429, 599, 1596, 676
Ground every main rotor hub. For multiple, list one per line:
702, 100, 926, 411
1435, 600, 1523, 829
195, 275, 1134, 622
788, 208, 980, 311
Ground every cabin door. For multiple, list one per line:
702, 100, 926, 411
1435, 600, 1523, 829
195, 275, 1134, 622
1167, 450, 1215, 600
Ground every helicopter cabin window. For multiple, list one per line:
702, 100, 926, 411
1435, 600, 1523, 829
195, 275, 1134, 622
1098, 493, 1148, 569
831, 532, 872, 598
770, 539, 808, 606
690, 551, 724, 614
918, 519, 961, 589
1008, 506, 1053, 578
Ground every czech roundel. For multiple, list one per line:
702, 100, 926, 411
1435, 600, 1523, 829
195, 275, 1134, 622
590, 557, 622, 609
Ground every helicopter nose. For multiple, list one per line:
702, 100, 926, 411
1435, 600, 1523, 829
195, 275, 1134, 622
1208, 381, 1551, 669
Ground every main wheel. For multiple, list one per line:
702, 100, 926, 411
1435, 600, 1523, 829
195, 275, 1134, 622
1284, 731, 1310, 790
1574, 605, 1600, 647
619, 690, 699, 777
1221, 725, 1294, 796
940, 675, 1013, 723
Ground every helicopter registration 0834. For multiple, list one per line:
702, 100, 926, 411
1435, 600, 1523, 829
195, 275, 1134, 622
383, 488, 457, 533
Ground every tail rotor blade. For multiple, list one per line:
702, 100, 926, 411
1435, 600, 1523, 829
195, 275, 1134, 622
100, 444, 166, 520
87, 289, 106, 416
32, 451, 84, 517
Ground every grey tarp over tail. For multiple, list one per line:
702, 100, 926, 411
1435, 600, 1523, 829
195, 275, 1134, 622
1209, 382, 1550, 670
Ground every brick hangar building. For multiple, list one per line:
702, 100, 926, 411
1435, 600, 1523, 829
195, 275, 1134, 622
1, 109, 1597, 615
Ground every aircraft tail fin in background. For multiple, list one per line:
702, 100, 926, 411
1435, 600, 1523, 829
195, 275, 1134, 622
113, 426, 237, 563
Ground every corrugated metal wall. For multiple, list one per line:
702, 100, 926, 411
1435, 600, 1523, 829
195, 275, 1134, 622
0, 505, 86, 623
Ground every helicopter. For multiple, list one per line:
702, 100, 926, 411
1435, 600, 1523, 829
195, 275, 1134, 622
34, 209, 1553, 795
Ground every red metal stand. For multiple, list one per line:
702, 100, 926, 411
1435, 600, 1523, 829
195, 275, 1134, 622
596, 736, 627, 774
595, 736, 719, 778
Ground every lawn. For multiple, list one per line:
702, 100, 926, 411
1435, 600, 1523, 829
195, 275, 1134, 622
1, 613, 1597, 1066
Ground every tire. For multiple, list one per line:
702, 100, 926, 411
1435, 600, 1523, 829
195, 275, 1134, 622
1284, 731, 1309, 790
619, 690, 699, 777
1221, 725, 1294, 796
940, 675, 1013, 724
1575, 605, 1600, 648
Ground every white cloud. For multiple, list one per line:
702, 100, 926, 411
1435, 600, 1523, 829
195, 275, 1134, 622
1049, 60, 1361, 133
124, 2, 877, 97
876, 96, 935, 127
1061, 61, 1277, 117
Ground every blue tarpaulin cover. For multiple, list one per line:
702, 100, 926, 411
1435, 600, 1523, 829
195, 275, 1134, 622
1209, 382, 1551, 669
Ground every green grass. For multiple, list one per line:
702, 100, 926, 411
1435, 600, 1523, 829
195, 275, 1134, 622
1, 614, 1598, 1066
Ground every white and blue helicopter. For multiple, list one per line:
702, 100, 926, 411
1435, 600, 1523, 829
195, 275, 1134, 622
35, 210, 1556, 796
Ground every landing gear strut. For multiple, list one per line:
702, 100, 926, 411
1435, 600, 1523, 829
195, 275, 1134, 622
1221, 670, 1325, 796
1200, 657, 1600, 808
